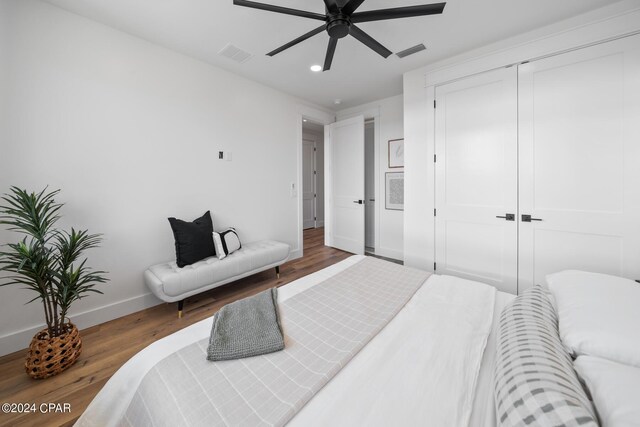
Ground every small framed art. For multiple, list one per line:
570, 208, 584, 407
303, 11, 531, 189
385, 172, 404, 210
388, 138, 404, 168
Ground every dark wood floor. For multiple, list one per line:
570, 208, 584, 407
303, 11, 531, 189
0, 228, 350, 427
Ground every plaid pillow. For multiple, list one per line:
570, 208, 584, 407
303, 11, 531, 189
494, 286, 599, 427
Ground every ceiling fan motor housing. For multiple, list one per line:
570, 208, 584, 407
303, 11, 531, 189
326, 14, 351, 38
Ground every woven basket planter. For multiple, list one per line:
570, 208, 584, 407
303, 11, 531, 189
25, 322, 82, 379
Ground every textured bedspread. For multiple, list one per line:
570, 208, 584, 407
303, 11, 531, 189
120, 257, 430, 427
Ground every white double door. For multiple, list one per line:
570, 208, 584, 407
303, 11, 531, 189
435, 67, 518, 293
435, 34, 640, 294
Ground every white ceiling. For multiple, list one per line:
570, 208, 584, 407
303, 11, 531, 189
44, 0, 616, 110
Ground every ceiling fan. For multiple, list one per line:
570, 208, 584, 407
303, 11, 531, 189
233, 0, 446, 71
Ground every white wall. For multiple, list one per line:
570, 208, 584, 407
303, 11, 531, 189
337, 95, 404, 261
402, 0, 640, 271
0, 1, 8, 192
0, 0, 329, 356
403, 73, 433, 271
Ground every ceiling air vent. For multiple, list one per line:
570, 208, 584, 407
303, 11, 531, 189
396, 43, 426, 59
218, 43, 253, 64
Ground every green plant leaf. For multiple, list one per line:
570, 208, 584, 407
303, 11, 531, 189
0, 186, 108, 337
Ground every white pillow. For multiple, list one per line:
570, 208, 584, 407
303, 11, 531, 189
546, 270, 640, 367
574, 356, 640, 427
212, 228, 241, 260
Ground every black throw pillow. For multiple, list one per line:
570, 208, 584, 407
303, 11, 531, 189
168, 211, 215, 268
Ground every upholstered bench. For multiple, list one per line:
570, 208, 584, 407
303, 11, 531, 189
144, 240, 290, 317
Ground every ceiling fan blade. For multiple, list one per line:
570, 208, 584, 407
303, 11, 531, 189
341, 0, 366, 16
351, 2, 446, 23
233, 0, 327, 21
349, 25, 392, 58
323, 0, 339, 14
267, 25, 326, 56
323, 38, 338, 71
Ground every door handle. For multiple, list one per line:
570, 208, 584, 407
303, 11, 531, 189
521, 214, 543, 222
369, 198, 375, 202
496, 213, 515, 221
353, 200, 364, 205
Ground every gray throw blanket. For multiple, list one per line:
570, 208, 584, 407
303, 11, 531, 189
207, 287, 284, 361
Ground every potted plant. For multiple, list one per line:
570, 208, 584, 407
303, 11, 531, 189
0, 187, 107, 379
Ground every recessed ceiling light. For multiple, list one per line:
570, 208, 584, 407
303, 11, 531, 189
310, 64, 322, 72
303, 119, 308, 122
334, 99, 342, 105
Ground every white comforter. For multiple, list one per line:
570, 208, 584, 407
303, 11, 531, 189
289, 273, 496, 427
77, 256, 500, 427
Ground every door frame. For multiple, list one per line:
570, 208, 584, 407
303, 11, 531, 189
295, 105, 334, 259
364, 119, 376, 251
302, 135, 318, 230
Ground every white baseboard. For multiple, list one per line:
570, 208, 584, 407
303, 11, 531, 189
0, 292, 162, 357
315, 220, 324, 227
288, 248, 303, 261
374, 247, 404, 262
0, 246, 334, 357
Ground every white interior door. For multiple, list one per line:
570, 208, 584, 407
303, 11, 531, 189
325, 116, 365, 254
302, 138, 315, 229
435, 67, 518, 293
518, 34, 640, 292
364, 121, 375, 249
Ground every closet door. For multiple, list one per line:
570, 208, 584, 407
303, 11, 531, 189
518, 34, 640, 292
435, 67, 518, 293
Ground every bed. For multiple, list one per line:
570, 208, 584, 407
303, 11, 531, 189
76, 255, 515, 427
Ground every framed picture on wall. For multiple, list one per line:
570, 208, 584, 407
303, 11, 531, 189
385, 172, 404, 210
388, 138, 404, 168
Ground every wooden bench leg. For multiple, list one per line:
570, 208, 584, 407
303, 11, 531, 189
275, 266, 280, 279
178, 300, 184, 318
